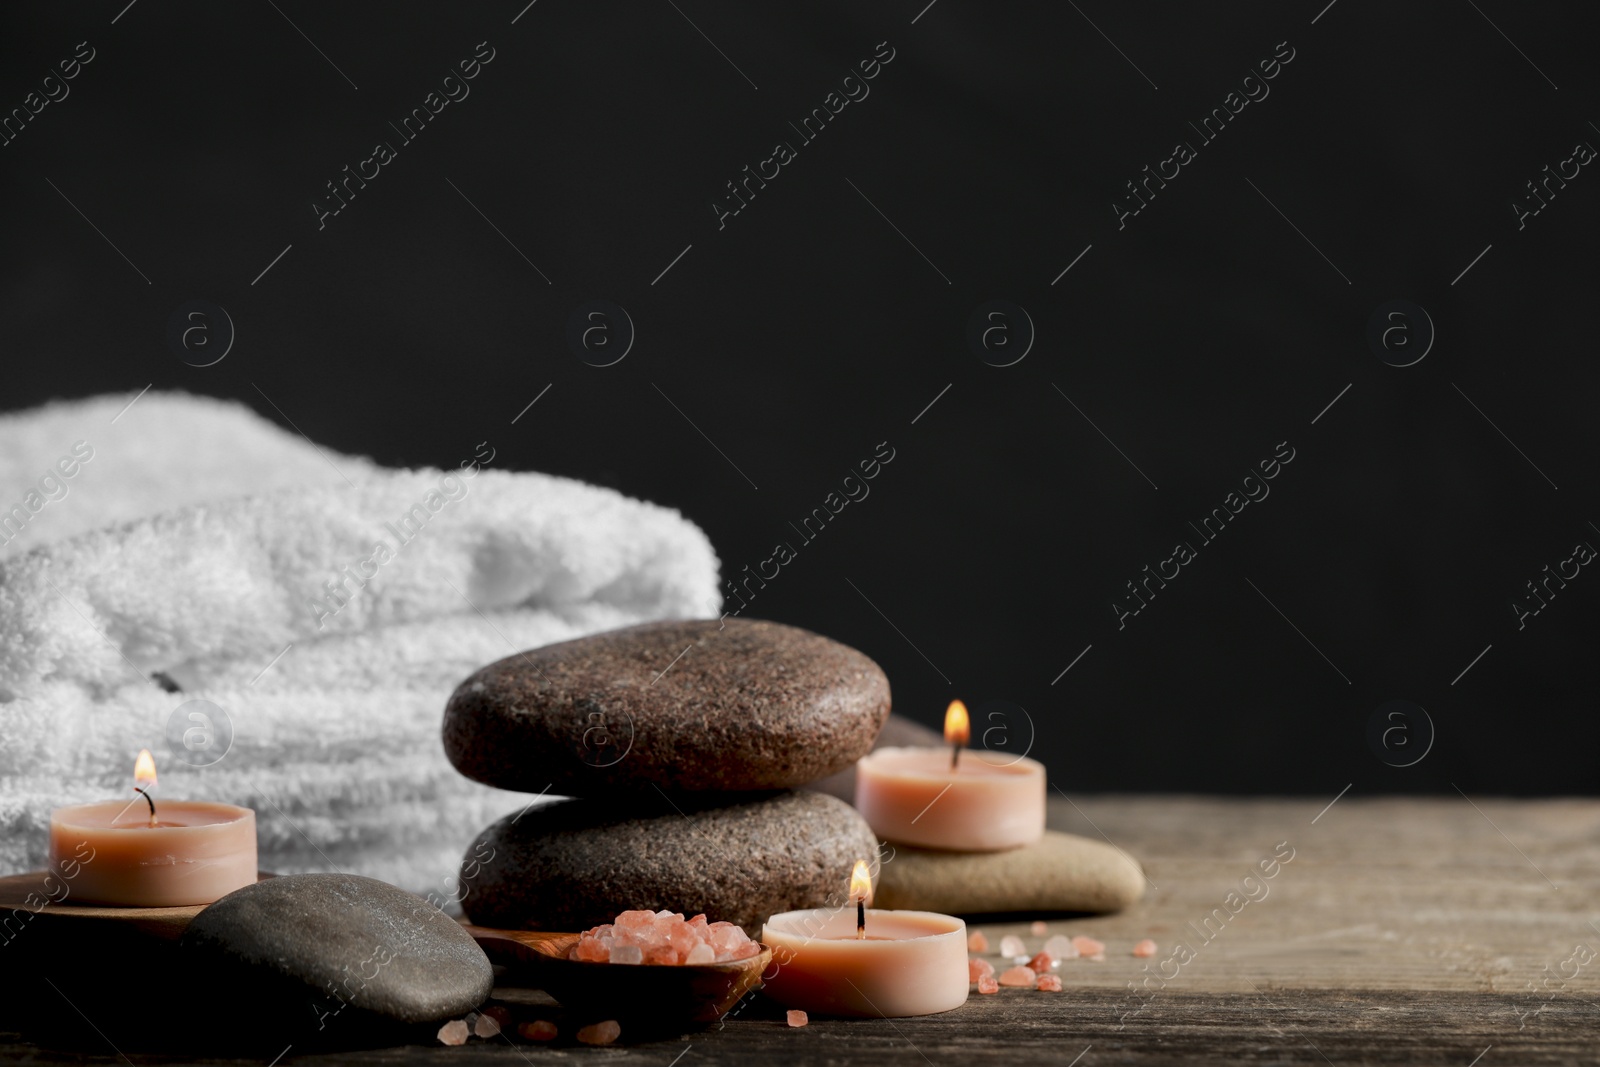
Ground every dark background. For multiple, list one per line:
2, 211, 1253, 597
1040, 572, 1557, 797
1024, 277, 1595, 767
4, 1, 1596, 795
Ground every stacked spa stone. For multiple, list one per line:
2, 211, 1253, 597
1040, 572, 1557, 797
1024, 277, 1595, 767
443, 619, 888, 935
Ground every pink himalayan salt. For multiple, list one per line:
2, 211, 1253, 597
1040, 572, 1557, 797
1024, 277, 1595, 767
1027, 951, 1054, 973
977, 975, 1000, 994
1134, 938, 1158, 958
518, 1021, 557, 1042
967, 930, 988, 952
998, 965, 1037, 987
968, 957, 995, 982
1072, 935, 1105, 958
576, 1020, 621, 1046
1036, 974, 1063, 992
1030, 920, 1049, 936
999, 934, 1027, 959
787, 1010, 809, 1027
436, 1019, 470, 1046
1044, 934, 1078, 960
472, 1013, 501, 1038
572, 909, 759, 965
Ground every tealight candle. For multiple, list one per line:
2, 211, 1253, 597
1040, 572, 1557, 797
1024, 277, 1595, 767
47, 749, 257, 907
854, 700, 1046, 851
761, 862, 968, 1018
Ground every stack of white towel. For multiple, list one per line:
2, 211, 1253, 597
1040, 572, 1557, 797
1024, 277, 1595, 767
0, 392, 720, 891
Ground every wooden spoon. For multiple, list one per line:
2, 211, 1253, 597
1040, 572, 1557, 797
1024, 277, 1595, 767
463, 925, 771, 1026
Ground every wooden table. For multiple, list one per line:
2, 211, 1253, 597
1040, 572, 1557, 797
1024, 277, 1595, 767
5, 796, 1596, 1064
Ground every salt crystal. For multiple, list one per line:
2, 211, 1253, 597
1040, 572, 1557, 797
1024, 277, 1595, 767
1087, 952, 1106, 962
1044, 934, 1078, 960
998, 965, 1037, 987
999, 935, 1027, 959
611, 943, 644, 965
685, 942, 716, 965
436, 1019, 469, 1046
473, 1014, 501, 1038
968, 957, 995, 982
669, 923, 699, 956
1071, 935, 1105, 958
518, 1020, 557, 1042
787, 1010, 809, 1027
1030, 920, 1049, 936
967, 930, 989, 953
573, 936, 609, 962
1133, 938, 1157, 958
576, 1020, 621, 1046
1027, 951, 1054, 973
1036, 974, 1063, 992
977, 975, 1000, 994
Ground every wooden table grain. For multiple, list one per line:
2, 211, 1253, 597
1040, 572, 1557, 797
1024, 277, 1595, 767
6, 795, 1597, 1065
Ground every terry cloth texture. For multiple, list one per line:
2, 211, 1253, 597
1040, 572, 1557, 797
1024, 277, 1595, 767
0, 392, 721, 891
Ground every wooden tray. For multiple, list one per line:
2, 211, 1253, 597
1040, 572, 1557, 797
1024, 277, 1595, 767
0, 869, 275, 949
465, 924, 772, 1026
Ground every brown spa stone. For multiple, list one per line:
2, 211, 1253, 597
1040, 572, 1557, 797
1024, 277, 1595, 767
442, 618, 890, 796
459, 791, 879, 936
872, 831, 1147, 916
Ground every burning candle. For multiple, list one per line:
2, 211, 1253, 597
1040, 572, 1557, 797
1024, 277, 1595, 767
47, 750, 257, 907
854, 700, 1046, 851
761, 860, 968, 1018
852, 859, 870, 939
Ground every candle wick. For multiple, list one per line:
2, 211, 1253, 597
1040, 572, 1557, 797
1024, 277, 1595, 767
950, 741, 961, 772
856, 897, 866, 940
134, 786, 156, 826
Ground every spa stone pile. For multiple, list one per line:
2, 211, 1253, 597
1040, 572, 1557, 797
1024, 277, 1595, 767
443, 619, 888, 934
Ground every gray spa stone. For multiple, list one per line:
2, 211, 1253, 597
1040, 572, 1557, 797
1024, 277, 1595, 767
442, 618, 891, 796
180, 874, 492, 1027
460, 790, 879, 936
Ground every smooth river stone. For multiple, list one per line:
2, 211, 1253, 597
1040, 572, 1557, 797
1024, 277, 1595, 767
810, 713, 943, 804
443, 618, 890, 796
180, 874, 493, 1027
460, 791, 879, 936
873, 831, 1146, 915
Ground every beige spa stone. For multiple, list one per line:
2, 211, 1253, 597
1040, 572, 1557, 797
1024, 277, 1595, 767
872, 830, 1145, 915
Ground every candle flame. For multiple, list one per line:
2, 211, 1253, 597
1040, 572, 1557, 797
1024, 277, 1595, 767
849, 859, 873, 905
133, 748, 157, 791
944, 700, 970, 747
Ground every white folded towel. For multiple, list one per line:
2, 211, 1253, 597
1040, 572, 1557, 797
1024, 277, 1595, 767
0, 392, 721, 891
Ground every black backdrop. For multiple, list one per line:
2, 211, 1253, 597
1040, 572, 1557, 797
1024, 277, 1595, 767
4, 1, 1596, 795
